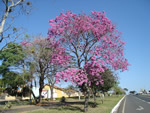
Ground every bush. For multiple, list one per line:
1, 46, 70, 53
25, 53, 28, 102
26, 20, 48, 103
60, 96, 66, 103
0, 88, 5, 95
4, 102, 12, 109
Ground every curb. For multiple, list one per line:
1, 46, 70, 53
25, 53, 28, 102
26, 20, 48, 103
110, 95, 126, 113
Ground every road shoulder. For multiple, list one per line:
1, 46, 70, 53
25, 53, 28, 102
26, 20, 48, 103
111, 95, 126, 113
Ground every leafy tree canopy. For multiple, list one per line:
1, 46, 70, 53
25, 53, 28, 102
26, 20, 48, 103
98, 69, 116, 93
0, 42, 25, 88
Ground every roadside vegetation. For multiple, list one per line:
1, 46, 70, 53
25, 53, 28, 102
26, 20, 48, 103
0, 100, 32, 111
25, 95, 123, 113
0, 1, 128, 112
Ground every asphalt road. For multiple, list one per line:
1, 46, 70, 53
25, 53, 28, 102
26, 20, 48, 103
117, 94, 150, 113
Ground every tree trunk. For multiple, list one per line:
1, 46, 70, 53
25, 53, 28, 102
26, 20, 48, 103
78, 91, 80, 100
50, 85, 54, 100
84, 84, 89, 112
28, 86, 38, 104
38, 75, 44, 103
0, 8, 9, 36
31, 90, 38, 104
0, 0, 22, 38
101, 93, 104, 104
39, 87, 42, 103
30, 80, 33, 100
93, 91, 97, 107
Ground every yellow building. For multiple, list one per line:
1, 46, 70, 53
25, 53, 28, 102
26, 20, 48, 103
42, 84, 68, 99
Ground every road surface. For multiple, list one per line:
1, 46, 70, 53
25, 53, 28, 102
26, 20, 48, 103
118, 94, 150, 113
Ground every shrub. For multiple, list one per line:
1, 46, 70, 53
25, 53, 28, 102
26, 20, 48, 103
60, 96, 66, 103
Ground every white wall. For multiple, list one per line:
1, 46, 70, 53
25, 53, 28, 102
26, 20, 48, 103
32, 87, 39, 98
32, 87, 58, 98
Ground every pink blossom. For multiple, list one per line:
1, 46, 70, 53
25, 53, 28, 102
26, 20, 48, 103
47, 11, 129, 87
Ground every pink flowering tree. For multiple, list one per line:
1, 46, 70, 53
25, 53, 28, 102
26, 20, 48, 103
22, 36, 70, 103
46, 40, 71, 100
48, 11, 129, 112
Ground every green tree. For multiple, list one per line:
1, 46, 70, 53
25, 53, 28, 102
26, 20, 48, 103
64, 85, 76, 97
23, 37, 55, 103
90, 69, 116, 106
3, 71, 25, 88
0, 43, 25, 88
123, 88, 128, 94
23, 36, 71, 103
124, 88, 128, 92
113, 86, 125, 95
98, 69, 116, 93
129, 90, 136, 94
20, 61, 38, 102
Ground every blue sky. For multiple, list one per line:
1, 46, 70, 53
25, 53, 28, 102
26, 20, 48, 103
2, 0, 150, 92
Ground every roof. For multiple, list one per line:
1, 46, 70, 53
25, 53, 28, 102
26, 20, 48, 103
44, 84, 64, 91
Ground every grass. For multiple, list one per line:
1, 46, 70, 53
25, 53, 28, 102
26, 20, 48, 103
25, 95, 124, 113
0, 100, 31, 106
0, 100, 32, 112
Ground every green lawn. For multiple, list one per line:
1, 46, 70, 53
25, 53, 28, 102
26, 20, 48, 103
26, 95, 124, 113
0, 100, 32, 112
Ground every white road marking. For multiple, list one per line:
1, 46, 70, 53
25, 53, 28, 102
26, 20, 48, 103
122, 97, 126, 113
142, 100, 146, 102
134, 96, 149, 104
147, 102, 150, 104
136, 106, 144, 111
140, 95, 150, 98
110, 96, 126, 113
